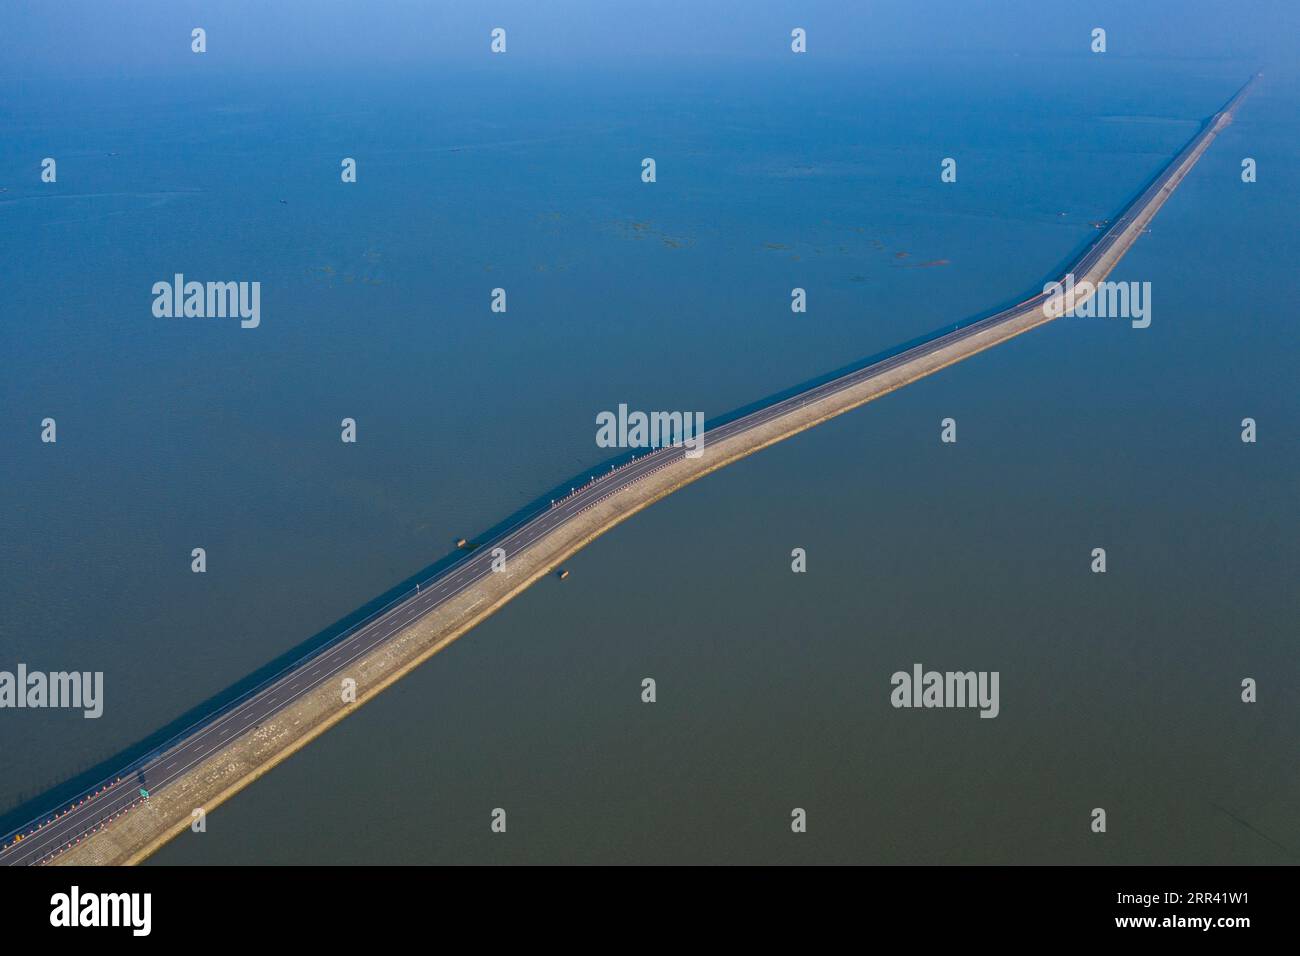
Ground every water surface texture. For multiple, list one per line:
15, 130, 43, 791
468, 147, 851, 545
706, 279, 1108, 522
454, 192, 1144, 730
2, 5, 1297, 863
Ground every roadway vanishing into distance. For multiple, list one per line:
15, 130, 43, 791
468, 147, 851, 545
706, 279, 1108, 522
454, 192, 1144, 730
1, 75, 1257, 866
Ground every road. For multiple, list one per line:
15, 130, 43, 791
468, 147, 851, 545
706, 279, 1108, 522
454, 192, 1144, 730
0, 74, 1257, 866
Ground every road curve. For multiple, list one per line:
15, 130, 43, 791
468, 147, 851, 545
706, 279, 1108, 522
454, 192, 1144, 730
1, 74, 1258, 866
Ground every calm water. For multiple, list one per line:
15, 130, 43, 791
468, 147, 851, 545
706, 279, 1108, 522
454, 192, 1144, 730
2, 52, 1296, 863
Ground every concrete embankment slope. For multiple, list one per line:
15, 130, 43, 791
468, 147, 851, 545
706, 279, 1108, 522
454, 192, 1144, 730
54, 79, 1252, 865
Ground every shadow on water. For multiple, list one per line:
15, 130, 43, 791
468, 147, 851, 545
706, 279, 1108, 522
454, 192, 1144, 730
1, 100, 1231, 840
0, 252, 1092, 840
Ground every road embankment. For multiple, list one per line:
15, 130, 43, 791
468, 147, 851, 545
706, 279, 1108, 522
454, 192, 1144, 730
53, 286, 1090, 865
54, 89, 1241, 865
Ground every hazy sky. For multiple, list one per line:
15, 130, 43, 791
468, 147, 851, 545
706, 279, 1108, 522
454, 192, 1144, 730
3, 0, 1297, 79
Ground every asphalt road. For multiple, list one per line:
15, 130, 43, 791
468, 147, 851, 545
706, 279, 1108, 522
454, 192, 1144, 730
0, 75, 1257, 866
